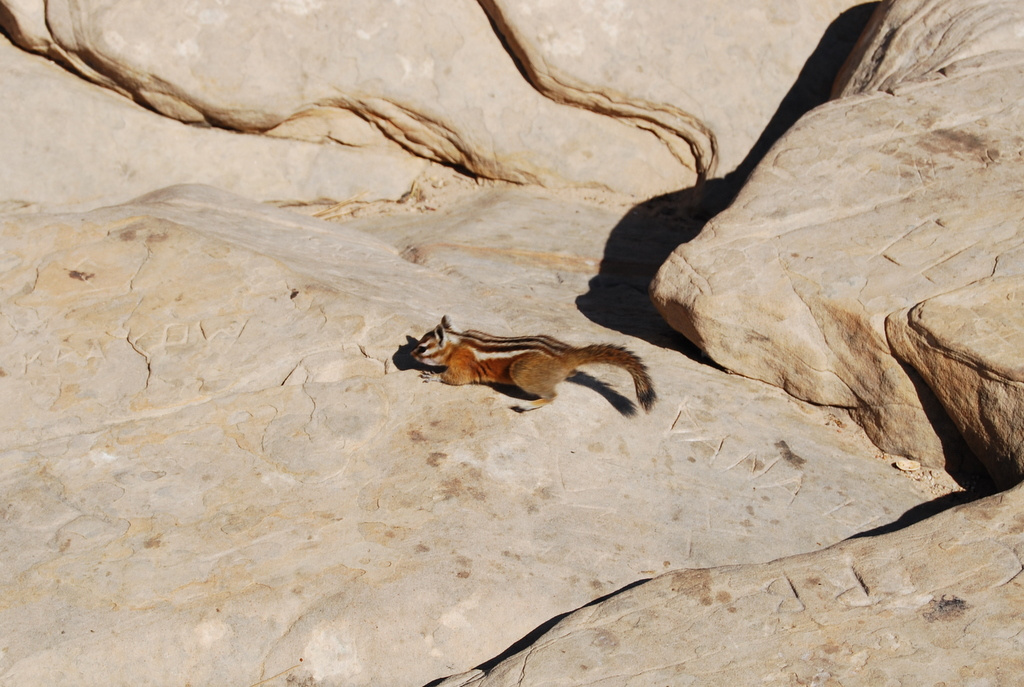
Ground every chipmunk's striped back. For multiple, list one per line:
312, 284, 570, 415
412, 316, 656, 414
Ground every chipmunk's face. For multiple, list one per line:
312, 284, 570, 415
412, 318, 452, 365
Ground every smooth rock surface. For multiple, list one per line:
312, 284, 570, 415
2, 1, 1019, 684
0, 36, 426, 212
650, 0, 1024, 476
888, 277, 1024, 489
0, 185, 935, 686
437, 481, 1024, 686
0, 0, 884, 199
0, 0, 697, 198
482, 0, 870, 179
834, 0, 1024, 97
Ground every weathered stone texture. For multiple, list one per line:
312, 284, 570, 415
651, 0, 1024, 481
888, 277, 1024, 489
834, 0, 1024, 97
1, 0, 1021, 684
0, 0, 694, 197
0, 0, 874, 201
482, 0, 868, 178
0, 38, 426, 212
438, 482, 1024, 687
0, 186, 933, 686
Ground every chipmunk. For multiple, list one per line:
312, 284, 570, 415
411, 316, 656, 413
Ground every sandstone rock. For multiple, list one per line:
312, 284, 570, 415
0, 36, 426, 212
887, 277, 1024, 490
1, 1, 1015, 685
481, 0, 870, 180
0, 0, 886, 199
436, 481, 1024, 687
834, 0, 1024, 97
0, 0, 697, 198
0, 185, 936, 686
650, 0, 1024, 477
0, 36, 430, 213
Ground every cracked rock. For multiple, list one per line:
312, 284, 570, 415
0, 185, 938, 685
651, 0, 1024, 481
436, 481, 1024, 686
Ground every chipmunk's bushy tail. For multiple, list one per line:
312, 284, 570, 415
570, 344, 656, 412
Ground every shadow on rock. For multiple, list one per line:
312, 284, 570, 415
700, 2, 880, 214
567, 370, 639, 417
422, 578, 651, 687
392, 336, 424, 372
576, 3, 879, 350
849, 476, 997, 539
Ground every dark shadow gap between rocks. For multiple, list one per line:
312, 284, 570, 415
421, 578, 650, 687
698, 2, 880, 215
0, 8, 17, 46
848, 479, 996, 539
576, 3, 880, 352
898, 360, 990, 482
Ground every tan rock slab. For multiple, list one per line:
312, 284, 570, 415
0, 185, 934, 685
650, 0, 1024, 474
0, 37, 426, 212
437, 482, 1024, 686
888, 276, 1024, 489
0, 0, 696, 198
834, 0, 1024, 98
482, 0, 869, 178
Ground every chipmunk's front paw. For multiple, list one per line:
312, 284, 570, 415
420, 370, 442, 383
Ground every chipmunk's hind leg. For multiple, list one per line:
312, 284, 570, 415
513, 397, 553, 412
509, 353, 571, 412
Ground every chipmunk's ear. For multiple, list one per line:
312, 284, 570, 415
441, 315, 453, 330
